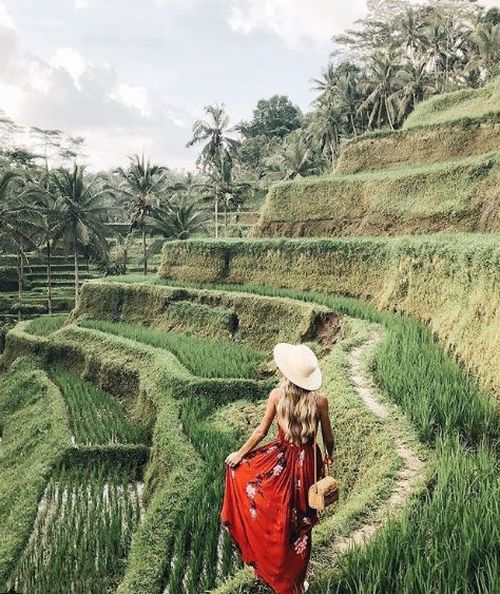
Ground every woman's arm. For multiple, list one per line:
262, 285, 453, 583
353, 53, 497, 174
225, 389, 279, 467
317, 394, 335, 462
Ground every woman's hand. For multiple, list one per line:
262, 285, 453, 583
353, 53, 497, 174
323, 454, 334, 466
225, 451, 244, 467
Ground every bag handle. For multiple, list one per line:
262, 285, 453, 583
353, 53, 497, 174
313, 419, 329, 489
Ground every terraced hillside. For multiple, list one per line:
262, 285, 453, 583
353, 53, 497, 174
2, 275, 496, 593
252, 78, 500, 237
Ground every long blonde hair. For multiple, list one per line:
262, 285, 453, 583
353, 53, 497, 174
276, 378, 318, 444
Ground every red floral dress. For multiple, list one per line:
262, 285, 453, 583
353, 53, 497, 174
220, 420, 324, 594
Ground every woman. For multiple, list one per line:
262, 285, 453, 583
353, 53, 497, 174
220, 342, 335, 594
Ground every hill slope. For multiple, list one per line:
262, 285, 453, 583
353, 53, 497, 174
253, 81, 500, 238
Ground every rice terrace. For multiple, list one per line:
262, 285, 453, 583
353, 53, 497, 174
0, 1, 499, 593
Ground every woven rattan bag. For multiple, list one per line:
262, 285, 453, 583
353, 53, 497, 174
308, 429, 339, 511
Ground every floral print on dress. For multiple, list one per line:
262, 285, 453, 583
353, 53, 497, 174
293, 533, 308, 557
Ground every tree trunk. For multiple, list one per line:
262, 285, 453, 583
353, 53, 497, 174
124, 247, 128, 275
350, 113, 357, 136
330, 139, 336, 172
224, 204, 228, 237
385, 95, 394, 130
74, 232, 80, 304
47, 239, 52, 315
17, 250, 23, 322
214, 198, 219, 239
142, 228, 148, 275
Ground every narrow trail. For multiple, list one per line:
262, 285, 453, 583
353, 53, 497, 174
311, 334, 425, 567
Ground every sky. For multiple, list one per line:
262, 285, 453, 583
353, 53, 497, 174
0, 0, 496, 170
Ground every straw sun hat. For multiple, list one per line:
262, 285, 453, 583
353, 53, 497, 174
273, 343, 322, 391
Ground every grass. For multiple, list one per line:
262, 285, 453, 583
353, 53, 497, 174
169, 281, 499, 594
49, 365, 148, 446
163, 281, 499, 447
26, 314, 66, 336
404, 77, 500, 129
0, 358, 71, 588
78, 318, 266, 379
10, 459, 143, 594
2, 271, 498, 593
161, 395, 243, 592
336, 112, 500, 174
255, 152, 499, 235
311, 436, 499, 594
158, 235, 500, 399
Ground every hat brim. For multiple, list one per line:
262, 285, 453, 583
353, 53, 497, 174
273, 343, 322, 391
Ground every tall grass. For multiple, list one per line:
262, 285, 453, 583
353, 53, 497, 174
50, 366, 147, 446
11, 459, 143, 594
312, 436, 500, 594
164, 281, 499, 448
147, 279, 499, 594
161, 396, 242, 593
79, 318, 266, 379
25, 314, 66, 336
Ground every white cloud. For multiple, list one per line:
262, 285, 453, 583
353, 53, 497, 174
0, 2, 15, 30
74, 0, 89, 10
0, 1, 193, 170
112, 84, 153, 118
50, 47, 87, 87
228, 0, 366, 48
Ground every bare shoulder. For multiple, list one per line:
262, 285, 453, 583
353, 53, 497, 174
315, 392, 329, 410
269, 386, 282, 404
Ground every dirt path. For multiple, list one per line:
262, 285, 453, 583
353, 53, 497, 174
314, 333, 425, 562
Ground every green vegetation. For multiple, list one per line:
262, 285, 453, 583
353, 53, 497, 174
12, 459, 143, 594
26, 314, 66, 336
0, 358, 71, 588
336, 113, 500, 173
50, 366, 147, 445
312, 437, 499, 594
78, 318, 265, 379
404, 77, 500, 129
163, 395, 243, 592
255, 152, 500, 236
73, 280, 334, 351
158, 235, 500, 398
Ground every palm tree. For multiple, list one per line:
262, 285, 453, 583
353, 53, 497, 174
52, 165, 111, 302
312, 62, 361, 137
264, 132, 320, 182
393, 60, 436, 120
115, 154, 168, 275
468, 23, 500, 80
21, 168, 64, 314
396, 7, 427, 59
186, 104, 239, 173
0, 171, 40, 320
199, 152, 252, 237
150, 196, 208, 240
360, 51, 401, 130
308, 104, 342, 172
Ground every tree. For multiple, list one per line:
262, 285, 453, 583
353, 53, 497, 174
51, 165, 111, 301
116, 154, 168, 275
393, 60, 436, 120
308, 105, 341, 172
21, 169, 62, 314
199, 152, 252, 237
150, 196, 208, 240
468, 23, 500, 81
242, 95, 302, 139
186, 104, 239, 172
264, 131, 322, 182
0, 171, 40, 320
360, 50, 401, 129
